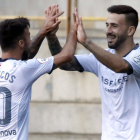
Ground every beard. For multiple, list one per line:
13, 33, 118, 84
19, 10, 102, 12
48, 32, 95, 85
107, 33, 127, 49
21, 51, 28, 60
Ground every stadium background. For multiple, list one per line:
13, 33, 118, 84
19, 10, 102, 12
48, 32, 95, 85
0, 0, 140, 140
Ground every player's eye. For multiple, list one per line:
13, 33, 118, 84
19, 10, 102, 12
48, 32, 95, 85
113, 24, 118, 28
106, 24, 109, 27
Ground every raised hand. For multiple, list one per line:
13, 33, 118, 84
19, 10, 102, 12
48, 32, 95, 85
70, 10, 78, 33
74, 8, 87, 45
40, 5, 64, 37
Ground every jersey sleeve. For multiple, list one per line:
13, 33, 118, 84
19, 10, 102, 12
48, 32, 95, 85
75, 53, 98, 76
123, 49, 140, 76
20, 56, 54, 84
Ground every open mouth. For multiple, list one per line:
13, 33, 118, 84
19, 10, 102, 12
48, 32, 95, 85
107, 35, 116, 43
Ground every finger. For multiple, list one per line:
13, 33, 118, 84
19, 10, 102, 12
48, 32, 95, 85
52, 4, 55, 8
75, 7, 78, 13
54, 6, 59, 23
74, 7, 77, 15
52, 11, 64, 20
48, 6, 51, 15
54, 6, 58, 23
44, 9, 47, 17
52, 4, 56, 13
56, 17, 58, 22
80, 17, 83, 26
56, 7, 59, 14
54, 17, 58, 23
75, 10, 79, 24
73, 12, 76, 23
52, 20, 61, 28
74, 8, 78, 23
51, 5, 57, 16
54, 5, 58, 17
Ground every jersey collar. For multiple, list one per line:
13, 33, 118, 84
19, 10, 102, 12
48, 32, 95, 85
123, 43, 139, 57
0, 58, 17, 62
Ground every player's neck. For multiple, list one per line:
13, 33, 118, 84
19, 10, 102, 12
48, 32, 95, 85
1, 48, 23, 60
115, 39, 135, 57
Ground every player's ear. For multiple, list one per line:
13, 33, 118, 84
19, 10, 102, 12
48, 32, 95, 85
128, 26, 135, 36
18, 39, 25, 49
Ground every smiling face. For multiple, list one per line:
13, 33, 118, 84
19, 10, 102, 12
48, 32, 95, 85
106, 13, 129, 49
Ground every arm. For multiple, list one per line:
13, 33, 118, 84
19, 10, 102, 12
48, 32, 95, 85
46, 8, 83, 71
22, 5, 64, 60
76, 14, 132, 74
81, 39, 132, 73
51, 11, 81, 69
47, 34, 62, 56
47, 34, 83, 71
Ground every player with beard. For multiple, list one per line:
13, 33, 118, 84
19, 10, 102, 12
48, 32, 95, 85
47, 5, 140, 140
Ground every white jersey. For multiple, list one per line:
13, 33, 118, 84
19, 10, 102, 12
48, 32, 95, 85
0, 57, 54, 140
75, 45, 140, 140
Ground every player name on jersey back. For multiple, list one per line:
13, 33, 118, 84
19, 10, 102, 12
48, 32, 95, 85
0, 70, 16, 83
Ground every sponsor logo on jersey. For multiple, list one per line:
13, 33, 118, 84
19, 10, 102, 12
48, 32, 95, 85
102, 75, 128, 86
102, 75, 128, 93
37, 58, 49, 64
132, 54, 140, 64
0, 130, 16, 137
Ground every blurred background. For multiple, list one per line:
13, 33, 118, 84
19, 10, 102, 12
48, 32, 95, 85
0, 0, 140, 140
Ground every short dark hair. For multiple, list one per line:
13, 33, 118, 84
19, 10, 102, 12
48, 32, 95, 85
107, 5, 139, 30
0, 17, 30, 52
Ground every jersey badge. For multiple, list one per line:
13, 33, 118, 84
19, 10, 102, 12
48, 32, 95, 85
132, 54, 140, 64
37, 58, 49, 64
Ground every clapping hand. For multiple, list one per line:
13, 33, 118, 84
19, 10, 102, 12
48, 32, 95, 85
41, 5, 64, 37
74, 8, 87, 45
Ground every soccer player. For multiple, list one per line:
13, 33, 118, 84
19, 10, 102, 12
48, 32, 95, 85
47, 5, 140, 140
0, 5, 78, 140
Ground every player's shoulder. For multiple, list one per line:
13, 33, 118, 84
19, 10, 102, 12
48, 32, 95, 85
21, 57, 53, 69
18, 58, 37, 69
124, 44, 140, 64
2, 58, 35, 68
75, 53, 96, 60
125, 44, 140, 58
0, 58, 21, 66
131, 44, 140, 54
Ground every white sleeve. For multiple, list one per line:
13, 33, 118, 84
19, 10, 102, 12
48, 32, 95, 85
75, 53, 98, 76
123, 48, 140, 76
20, 56, 54, 83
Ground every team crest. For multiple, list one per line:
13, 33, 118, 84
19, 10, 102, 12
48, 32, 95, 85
37, 58, 49, 63
132, 54, 140, 64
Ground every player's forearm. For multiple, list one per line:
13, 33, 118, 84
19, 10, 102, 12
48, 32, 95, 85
62, 30, 77, 61
28, 31, 45, 59
82, 39, 129, 73
52, 30, 77, 69
47, 33, 82, 71
46, 34, 62, 56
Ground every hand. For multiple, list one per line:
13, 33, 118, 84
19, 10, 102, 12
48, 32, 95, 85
40, 5, 64, 37
46, 5, 60, 35
69, 9, 78, 33
74, 8, 87, 45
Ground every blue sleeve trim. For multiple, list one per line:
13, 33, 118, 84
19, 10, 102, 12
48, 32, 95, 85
74, 56, 84, 72
48, 63, 55, 74
124, 60, 133, 75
